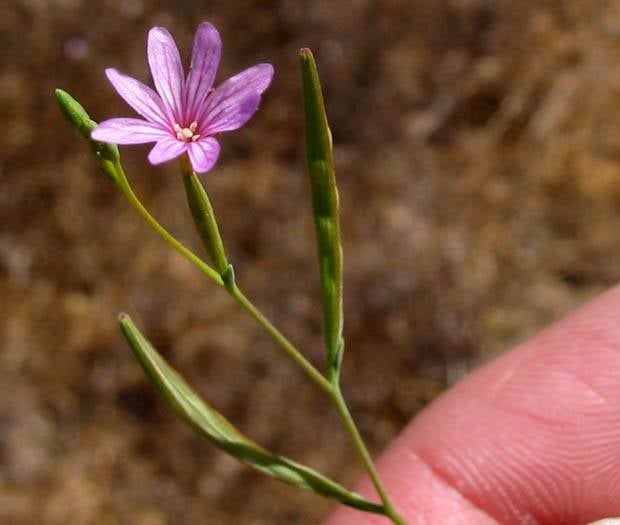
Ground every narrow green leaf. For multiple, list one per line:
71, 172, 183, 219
299, 49, 344, 380
118, 314, 384, 515
54, 88, 120, 185
180, 161, 230, 278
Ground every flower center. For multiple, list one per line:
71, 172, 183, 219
174, 121, 200, 142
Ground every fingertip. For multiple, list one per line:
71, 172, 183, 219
325, 285, 620, 524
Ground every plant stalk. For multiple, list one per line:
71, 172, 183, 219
115, 162, 332, 398
118, 160, 404, 523
329, 384, 406, 525
228, 285, 333, 397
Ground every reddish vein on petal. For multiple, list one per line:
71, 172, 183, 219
105, 69, 170, 128
91, 118, 169, 144
188, 137, 221, 174
147, 27, 185, 123
184, 22, 221, 124
148, 138, 188, 165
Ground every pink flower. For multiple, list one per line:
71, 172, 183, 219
91, 22, 274, 173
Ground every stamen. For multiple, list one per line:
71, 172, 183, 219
174, 122, 200, 142
174, 123, 184, 141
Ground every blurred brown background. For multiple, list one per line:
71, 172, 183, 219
2, 0, 620, 523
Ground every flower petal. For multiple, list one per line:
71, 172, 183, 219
147, 137, 188, 165
202, 92, 262, 134
184, 22, 221, 123
105, 68, 169, 127
199, 64, 273, 133
187, 137, 220, 173
147, 27, 185, 122
91, 118, 170, 144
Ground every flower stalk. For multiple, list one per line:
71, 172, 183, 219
329, 385, 406, 525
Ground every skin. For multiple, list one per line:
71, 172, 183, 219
325, 285, 620, 525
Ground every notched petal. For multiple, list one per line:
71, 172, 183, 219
147, 26, 185, 122
148, 137, 188, 165
202, 92, 261, 134
184, 22, 221, 122
188, 137, 220, 173
105, 68, 169, 127
91, 118, 169, 145
219, 63, 275, 97
198, 63, 273, 133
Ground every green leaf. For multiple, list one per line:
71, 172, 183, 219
54, 88, 121, 185
118, 314, 384, 515
299, 49, 344, 380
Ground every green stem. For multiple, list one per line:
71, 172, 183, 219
229, 285, 333, 397
114, 161, 331, 397
117, 161, 403, 523
330, 385, 406, 525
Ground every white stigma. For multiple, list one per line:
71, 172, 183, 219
174, 121, 201, 142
